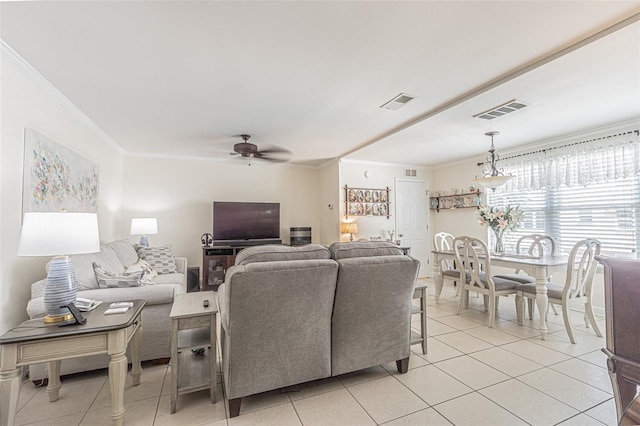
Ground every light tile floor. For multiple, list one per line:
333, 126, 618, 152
14, 279, 617, 425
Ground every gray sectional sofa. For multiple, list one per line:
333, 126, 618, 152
217, 241, 420, 417
26, 239, 187, 381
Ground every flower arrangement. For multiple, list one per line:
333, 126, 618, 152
474, 205, 524, 253
387, 229, 395, 241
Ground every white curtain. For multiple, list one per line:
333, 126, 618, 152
498, 131, 640, 192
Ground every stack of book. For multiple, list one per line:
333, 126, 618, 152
75, 298, 102, 312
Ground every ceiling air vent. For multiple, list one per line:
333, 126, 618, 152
380, 93, 415, 110
473, 99, 528, 120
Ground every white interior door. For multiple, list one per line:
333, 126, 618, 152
395, 179, 429, 277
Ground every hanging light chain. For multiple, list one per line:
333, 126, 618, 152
482, 131, 507, 178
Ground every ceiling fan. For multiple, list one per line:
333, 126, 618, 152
231, 134, 292, 166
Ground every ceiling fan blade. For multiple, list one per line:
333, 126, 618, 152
256, 147, 291, 155
253, 155, 290, 163
254, 148, 292, 163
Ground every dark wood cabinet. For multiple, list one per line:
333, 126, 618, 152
202, 247, 245, 291
596, 255, 640, 425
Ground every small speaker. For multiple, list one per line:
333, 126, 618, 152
187, 267, 200, 292
290, 227, 311, 246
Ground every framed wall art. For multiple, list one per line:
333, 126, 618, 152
22, 128, 99, 214
344, 185, 391, 220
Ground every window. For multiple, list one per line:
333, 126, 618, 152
487, 131, 640, 256
489, 177, 640, 255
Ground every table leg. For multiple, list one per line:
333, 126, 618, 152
108, 329, 128, 426
170, 318, 178, 414
434, 259, 443, 303
420, 287, 428, 355
0, 343, 21, 426
210, 313, 217, 403
535, 275, 549, 340
129, 324, 142, 387
47, 360, 62, 402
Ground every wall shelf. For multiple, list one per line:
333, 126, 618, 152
430, 191, 482, 212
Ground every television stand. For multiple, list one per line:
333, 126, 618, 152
202, 241, 282, 291
213, 239, 282, 247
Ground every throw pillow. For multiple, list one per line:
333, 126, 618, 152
134, 244, 178, 275
93, 263, 146, 288
125, 259, 158, 285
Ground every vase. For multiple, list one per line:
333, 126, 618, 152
491, 227, 505, 254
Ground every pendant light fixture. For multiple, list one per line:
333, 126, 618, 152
473, 131, 514, 190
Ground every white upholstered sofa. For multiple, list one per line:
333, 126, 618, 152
25, 239, 187, 380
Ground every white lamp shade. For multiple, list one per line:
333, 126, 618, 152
130, 218, 158, 235
473, 175, 514, 190
18, 212, 100, 256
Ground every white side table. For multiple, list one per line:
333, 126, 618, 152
0, 300, 145, 426
170, 291, 217, 413
411, 284, 428, 354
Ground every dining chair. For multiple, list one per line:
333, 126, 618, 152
515, 238, 602, 344
453, 236, 520, 328
494, 233, 558, 318
434, 232, 464, 296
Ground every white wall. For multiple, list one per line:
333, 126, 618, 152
431, 155, 489, 246
0, 47, 124, 333
339, 160, 433, 243
318, 158, 340, 245
121, 156, 322, 273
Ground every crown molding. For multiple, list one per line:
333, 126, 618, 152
1, 39, 124, 153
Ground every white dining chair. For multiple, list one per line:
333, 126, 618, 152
434, 232, 463, 296
495, 233, 558, 318
453, 236, 520, 328
515, 238, 603, 343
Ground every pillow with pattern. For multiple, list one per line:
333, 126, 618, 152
124, 259, 158, 285
134, 244, 177, 275
93, 263, 147, 288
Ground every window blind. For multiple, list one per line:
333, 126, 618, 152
488, 132, 640, 256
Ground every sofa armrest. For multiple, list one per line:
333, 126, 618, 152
26, 297, 45, 319
31, 278, 47, 299
217, 281, 229, 334
173, 256, 187, 291
174, 256, 187, 273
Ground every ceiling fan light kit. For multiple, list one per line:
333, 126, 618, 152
473, 131, 514, 191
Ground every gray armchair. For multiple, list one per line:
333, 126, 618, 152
217, 244, 338, 418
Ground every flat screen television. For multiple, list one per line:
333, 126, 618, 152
213, 201, 281, 246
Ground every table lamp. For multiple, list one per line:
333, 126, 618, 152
341, 222, 358, 241
130, 217, 158, 246
18, 212, 100, 323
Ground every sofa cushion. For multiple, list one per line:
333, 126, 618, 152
125, 259, 158, 284
105, 239, 139, 267
79, 285, 179, 306
328, 241, 403, 260
235, 244, 330, 265
55, 247, 125, 291
135, 244, 178, 274
153, 272, 185, 285
93, 263, 148, 288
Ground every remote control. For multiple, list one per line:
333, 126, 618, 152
110, 302, 134, 308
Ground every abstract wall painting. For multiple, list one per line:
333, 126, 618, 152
22, 128, 99, 213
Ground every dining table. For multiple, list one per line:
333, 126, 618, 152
432, 249, 569, 340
